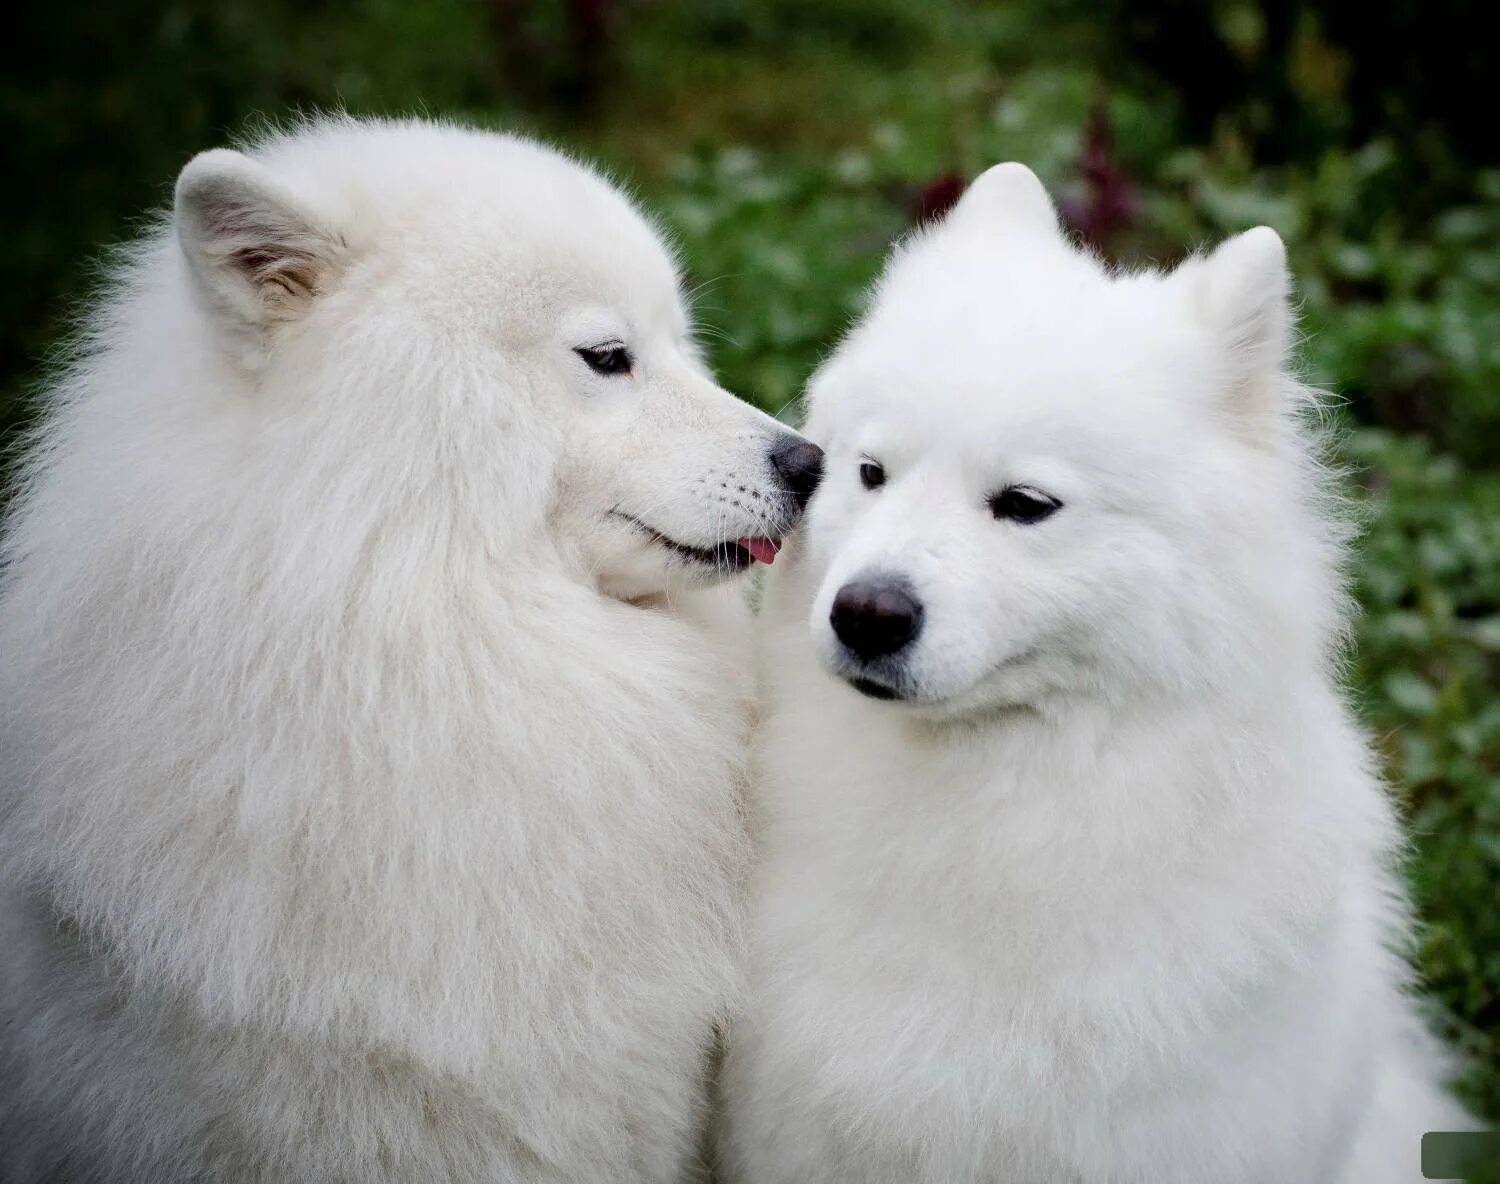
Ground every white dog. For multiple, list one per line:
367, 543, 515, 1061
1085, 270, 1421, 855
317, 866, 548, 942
0, 117, 822, 1183
720, 164, 1467, 1183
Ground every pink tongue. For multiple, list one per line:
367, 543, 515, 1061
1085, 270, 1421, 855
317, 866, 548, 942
738, 537, 782, 565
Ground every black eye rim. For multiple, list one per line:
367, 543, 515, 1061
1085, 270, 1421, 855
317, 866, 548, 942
858, 458, 886, 490
989, 485, 1062, 525
575, 342, 633, 377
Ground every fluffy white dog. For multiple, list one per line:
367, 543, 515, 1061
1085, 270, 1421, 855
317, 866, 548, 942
720, 164, 1468, 1183
0, 117, 823, 1183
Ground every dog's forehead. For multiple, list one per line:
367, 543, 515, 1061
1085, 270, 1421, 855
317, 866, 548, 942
424, 180, 678, 298
816, 259, 1206, 470
263, 125, 684, 322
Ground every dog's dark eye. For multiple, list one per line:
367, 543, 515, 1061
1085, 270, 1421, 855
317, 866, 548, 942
575, 343, 633, 377
859, 460, 885, 490
989, 486, 1060, 524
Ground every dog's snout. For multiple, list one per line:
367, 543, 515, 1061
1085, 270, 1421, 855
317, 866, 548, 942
830, 578, 923, 661
770, 436, 824, 509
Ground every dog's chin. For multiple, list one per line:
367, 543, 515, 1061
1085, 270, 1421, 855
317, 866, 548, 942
838, 672, 1014, 718
598, 559, 732, 605
821, 649, 1042, 716
596, 539, 755, 605
819, 653, 919, 704
846, 676, 907, 701
606, 511, 779, 593
901, 654, 1056, 719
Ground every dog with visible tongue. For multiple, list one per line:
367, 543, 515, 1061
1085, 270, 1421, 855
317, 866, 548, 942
0, 117, 820, 1184
740, 536, 783, 565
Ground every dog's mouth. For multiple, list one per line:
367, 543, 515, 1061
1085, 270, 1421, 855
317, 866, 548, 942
839, 645, 1040, 708
845, 674, 922, 703
847, 676, 905, 701
827, 651, 917, 703
611, 512, 782, 572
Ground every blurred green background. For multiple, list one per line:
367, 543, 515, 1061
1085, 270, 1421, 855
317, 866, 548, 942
4, 0, 1497, 1130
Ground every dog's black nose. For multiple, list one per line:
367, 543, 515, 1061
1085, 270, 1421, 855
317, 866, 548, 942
830, 578, 923, 661
770, 436, 824, 509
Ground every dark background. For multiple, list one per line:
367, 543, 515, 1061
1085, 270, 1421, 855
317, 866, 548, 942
4, 0, 1497, 1129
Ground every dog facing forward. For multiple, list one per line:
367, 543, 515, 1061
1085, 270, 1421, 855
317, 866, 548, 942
721, 165, 1466, 1183
0, 117, 820, 1183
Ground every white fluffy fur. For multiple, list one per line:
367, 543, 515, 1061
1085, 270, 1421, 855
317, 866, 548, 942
721, 164, 1469, 1183
0, 116, 812, 1183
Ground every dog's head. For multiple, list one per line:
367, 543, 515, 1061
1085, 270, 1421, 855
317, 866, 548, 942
172, 120, 819, 601
792, 164, 1337, 716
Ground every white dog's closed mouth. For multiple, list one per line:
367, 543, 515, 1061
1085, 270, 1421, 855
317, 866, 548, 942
612, 511, 783, 569
847, 675, 904, 701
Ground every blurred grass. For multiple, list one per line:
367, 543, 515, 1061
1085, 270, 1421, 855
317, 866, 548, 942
3, 0, 1496, 1129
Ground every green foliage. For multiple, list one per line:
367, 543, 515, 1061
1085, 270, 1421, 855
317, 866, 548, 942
1154, 145, 1500, 467
4, 0, 1497, 1127
1350, 429, 1500, 1120
655, 148, 893, 417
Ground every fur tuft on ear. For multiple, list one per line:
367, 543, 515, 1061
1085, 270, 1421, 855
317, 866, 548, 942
1189, 226, 1292, 392
950, 162, 1060, 237
174, 149, 343, 338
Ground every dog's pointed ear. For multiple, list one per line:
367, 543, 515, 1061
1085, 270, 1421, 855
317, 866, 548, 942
950, 163, 1061, 238
174, 149, 344, 337
1174, 227, 1295, 439
1182, 226, 1291, 396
